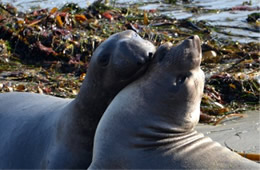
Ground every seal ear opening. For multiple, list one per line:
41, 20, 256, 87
154, 42, 173, 63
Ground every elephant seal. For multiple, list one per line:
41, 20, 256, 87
0, 30, 155, 169
89, 36, 260, 169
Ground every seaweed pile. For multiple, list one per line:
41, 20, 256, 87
0, 1, 259, 123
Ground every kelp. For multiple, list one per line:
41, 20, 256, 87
0, 1, 259, 122
247, 12, 260, 22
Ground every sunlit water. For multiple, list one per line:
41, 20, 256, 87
1, 0, 259, 43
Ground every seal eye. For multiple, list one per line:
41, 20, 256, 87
98, 54, 110, 67
177, 75, 187, 84
173, 75, 187, 86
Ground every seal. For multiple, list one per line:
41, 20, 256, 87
0, 30, 155, 169
89, 36, 260, 169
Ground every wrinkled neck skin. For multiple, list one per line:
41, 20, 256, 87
135, 67, 201, 135
93, 67, 203, 153
138, 81, 199, 137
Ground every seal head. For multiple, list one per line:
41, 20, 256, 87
76, 30, 156, 110
146, 35, 204, 131
84, 30, 155, 89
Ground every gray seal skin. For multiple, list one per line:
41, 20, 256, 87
89, 36, 260, 169
0, 30, 155, 169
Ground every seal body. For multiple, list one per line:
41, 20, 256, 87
0, 93, 69, 168
89, 36, 259, 169
0, 30, 155, 169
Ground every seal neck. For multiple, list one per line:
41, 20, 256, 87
73, 73, 112, 128
133, 125, 201, 149
76, 76, 109, 116
139, 75, 201, 132
59, 71, 114, 150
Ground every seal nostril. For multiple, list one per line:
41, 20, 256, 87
148, 52, 153, 60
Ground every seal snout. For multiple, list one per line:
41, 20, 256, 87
136, 51, 154, 66
120, 30, 156, 66
193, 35, 201, 55
136, 40, 156, 66
177, 35, 202, 70
187, 35, 201, 59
